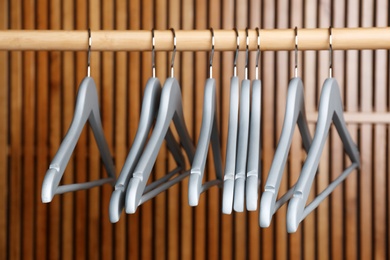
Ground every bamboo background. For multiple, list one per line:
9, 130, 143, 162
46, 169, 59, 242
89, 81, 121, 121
0, 0, 389, 259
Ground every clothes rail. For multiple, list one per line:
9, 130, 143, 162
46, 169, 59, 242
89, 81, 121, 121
0, 27, 389, 51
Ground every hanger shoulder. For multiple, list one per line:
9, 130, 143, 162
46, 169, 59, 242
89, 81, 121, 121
246, 79, 262, 211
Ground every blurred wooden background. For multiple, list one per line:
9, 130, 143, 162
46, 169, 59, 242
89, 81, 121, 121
0, 0, 389, 259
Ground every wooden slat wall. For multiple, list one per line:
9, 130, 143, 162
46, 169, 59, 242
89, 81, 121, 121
0, 1, 389, 259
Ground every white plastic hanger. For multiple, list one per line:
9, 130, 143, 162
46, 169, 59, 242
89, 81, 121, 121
41, 29, 116, 203
233, 28, 251, 212
188, 28, 223, 206
125, 28, 195, 213
109, 29, 185, 222
260, 27, 312, 227
246, 27, 262, 211
286, 28, 360, 233
222, 28, 240, 214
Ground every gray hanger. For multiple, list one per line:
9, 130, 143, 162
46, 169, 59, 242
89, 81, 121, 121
260, 28, 312, 227
125, 28, 195, 213
222, 28, 240, 214
233, 28, 251, 212
188, 28, 223, 206
109, 30, 184, 223
287, 28, 360, 232
41, 30, 116, 202
246, 28, 262, 211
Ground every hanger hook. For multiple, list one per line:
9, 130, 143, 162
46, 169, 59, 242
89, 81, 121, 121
329, 26, 333, 78
209, 28, 215, 79
87, 28, 92, 77
170, 28, 176, 78
245, 28, 249, 80
233, 28, 239, 77
152, 28, 156, 78
255, 27, 260, 80
294, 26, 298, 78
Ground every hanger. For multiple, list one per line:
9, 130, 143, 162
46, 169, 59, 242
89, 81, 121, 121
188, 28, 223, 206
286, 27, 360, 233
233, 28, 251, 212
259, 27, 312, 227
245, 27, 262, 211
109, 29, 185, 222
41, 29, 116, 202
125, 28, 195, 213
222, 28, 240, 214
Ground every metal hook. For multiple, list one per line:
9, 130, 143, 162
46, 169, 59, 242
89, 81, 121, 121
209, 28, 215, 78
152, 28, 156, 78
245, 28, 249, 80
170, 28, 176, 78
255, 27, 261, 80
329, 26, 333, 78
233, 28, 239, 77
294, 26, 298, 78
87, 28, 92, 77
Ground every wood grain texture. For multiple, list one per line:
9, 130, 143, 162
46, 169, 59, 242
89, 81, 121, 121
0, 1, 389, 259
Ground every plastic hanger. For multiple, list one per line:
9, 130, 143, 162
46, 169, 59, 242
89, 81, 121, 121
188, 28, 223, 206
41, 29, 116, 203
109, 29, 185, 222
125, 28, 195, 213
286, 27, 360, 233
246, 27, 262, 211
260, 27, 312, 227
233, 28, 251, 212
222, 28, 240, 214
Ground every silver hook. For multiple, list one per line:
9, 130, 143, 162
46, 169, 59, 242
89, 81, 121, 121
294, 27, 298, 78
152, 28, 156, 78
170, 28, 176, 78
209, 28, 215, 78
87, 28, 92, 77
329, 26, 333, 78
245, 28, 249, 80
233, 28, 239, 77
255, 27, 260, 80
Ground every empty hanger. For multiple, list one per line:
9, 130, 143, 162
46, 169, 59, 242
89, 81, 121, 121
286, 27, 360, 233
260, 27, 312, 227
41, 29, 116, 203
125, 28, 195, 213
246, 27, 262, 211
188, 28, 223, 206
233, 28, 251, 212
222, 28, 241, 214
109, 29, 185, 222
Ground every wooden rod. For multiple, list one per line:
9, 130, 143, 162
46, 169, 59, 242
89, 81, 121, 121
0, 28, 389, 51
307, 112, 390, 124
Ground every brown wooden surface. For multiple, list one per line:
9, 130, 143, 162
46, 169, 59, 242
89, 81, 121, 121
1, 1, 389, 259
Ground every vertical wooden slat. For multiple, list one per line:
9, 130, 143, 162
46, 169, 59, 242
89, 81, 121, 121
345, 1, 359, 259
153, 1, 167, 259
48, 1, 62, 258
194, 0, 207, 259
373, 3, 388, 260
274, 0, 288, 259
289, 1, 303, 259
303, 1, 317, 259
88, 1, 102, 259
248, 1, 261, 259
360, 1, 374, 259
114, 1, 128, 259
127, 1, 141, 259
61, 0, 75, 257
181, 0, 194, 258
0, 1, 9, 259
22, 0, 35, 259
9, 0, 22, 258
262, 0, 276, 259
330, 1, 346, 259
